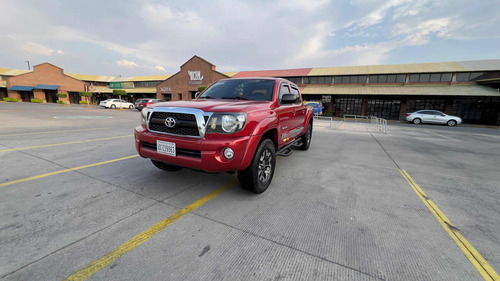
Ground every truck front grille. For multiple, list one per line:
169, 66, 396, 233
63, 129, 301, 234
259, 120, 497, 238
149, 112, 199, 137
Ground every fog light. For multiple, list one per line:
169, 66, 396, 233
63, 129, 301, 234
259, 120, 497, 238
223, 148, 234, 160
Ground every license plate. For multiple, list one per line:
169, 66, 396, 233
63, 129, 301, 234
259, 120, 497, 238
157, 140, 176, 156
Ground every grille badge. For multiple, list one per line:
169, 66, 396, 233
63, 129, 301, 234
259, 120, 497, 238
165, 117, 177, 128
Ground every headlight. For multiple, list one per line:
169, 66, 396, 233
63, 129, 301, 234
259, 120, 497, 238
141, 107, 149, 127
206, 113, 246, 134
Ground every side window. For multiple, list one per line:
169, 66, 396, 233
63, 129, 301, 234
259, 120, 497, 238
278, 83, 290, 104
291, 87, 301, 104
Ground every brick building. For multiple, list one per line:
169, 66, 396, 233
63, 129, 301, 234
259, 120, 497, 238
156, 56, 229, 101
6, 63, 86, 103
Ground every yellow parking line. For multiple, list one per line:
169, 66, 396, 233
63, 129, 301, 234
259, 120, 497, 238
64, 180, 237, 281
0, 128, 108, 137
0, 135, 133, 153
400, 170, 499, 281
0, 155, 139, 187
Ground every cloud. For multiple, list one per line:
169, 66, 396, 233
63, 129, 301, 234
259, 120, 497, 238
57, 50, 64, 55
155, 66, 166, 72
393, 17, 451, 45
116, 59, 139, 68
22, 42, 54, 56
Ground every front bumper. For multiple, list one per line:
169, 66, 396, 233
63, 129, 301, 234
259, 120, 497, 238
134, 126, 255, 172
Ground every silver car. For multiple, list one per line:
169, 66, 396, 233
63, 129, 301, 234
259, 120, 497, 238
405, 110, 462, 126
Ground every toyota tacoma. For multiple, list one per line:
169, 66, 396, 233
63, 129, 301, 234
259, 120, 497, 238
134, 77, 314, 193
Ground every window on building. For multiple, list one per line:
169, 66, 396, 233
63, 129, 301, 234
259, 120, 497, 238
469, 72, 485, 81
441, 73, 452, 82
421, 74, 431, 82
406, 99, 445, 112
333, 96, 362, 116
456, 73, 470, 82
178, 93, 182, 100
396, 74, 406, 83
366, 99, 401, 120
134, 81, 162, 87
429, 73, 441, 82
452, 96, 500, 124
409, 74, 419, 83
303, 76, 333, 84
386, 75, 396, 83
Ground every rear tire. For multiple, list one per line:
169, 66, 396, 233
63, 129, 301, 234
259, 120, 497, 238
110, 104, 116, 109
413, 118, 421, 125
447, 120, 457, 126
151, 160, 182, 171
129, 105, 134, 109
238, 139, 276, 194
299, 122, 312, 150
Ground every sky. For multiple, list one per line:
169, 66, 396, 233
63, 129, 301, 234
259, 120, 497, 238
1, 0, 499, 78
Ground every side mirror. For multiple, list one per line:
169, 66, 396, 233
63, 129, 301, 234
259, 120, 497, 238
195, 92, 202, 99
281, 94, 297, 104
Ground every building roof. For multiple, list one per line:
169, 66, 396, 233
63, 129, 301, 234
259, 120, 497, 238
114, 75, 171, 82
302, 84, 500, 96
90, 86, 157, 94
308, 60, 500, 76
66, 73, 119, 82
232, 68, 313, 78
0, 68, 31, 76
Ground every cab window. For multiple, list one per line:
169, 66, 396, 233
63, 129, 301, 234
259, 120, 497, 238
291, 86, 301, 104
278, 83, 290, 104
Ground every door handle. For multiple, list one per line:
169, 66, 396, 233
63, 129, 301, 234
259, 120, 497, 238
292, 111, 296, 115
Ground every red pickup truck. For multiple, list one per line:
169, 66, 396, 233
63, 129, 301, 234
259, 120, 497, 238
134, 77, 314, 193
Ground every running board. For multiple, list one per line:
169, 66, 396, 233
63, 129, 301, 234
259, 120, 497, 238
277, 138, 301, 157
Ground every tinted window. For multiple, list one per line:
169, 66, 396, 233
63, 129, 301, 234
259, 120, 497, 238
199, 79, 275, 101
396, 74, 406, 83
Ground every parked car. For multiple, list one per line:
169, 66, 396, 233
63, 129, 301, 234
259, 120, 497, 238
405, 110, 462, 126
135, 99, 162, 111
304, 101, 322, 116
99, 99, 135, 109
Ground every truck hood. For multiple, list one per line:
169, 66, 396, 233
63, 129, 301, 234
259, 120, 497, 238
149, 99, 272, 113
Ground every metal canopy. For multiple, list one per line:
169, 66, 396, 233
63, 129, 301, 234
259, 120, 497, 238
8, 85, 35, 91
35, 84, 59, 90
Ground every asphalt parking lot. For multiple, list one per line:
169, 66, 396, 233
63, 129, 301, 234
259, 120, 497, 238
1, 102, 499, 281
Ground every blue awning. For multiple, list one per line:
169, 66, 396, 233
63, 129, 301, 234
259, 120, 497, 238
8, 85, 34, 91
35, 84, 59, 90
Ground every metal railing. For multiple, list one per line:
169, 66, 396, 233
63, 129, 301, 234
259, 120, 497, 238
343, 115, 369, 123
370, 116, 388, 134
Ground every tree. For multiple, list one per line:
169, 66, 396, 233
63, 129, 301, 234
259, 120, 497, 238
79, 91, 93, 106
113, 89, 127, 109
198, 86, 207, 92
56, 93, 68, 104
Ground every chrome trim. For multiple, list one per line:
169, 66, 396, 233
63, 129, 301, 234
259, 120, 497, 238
146, 107, 213, 138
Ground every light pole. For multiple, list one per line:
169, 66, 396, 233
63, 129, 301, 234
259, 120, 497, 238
25, 60, 30, 70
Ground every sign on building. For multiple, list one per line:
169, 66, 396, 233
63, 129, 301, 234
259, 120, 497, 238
110, 81, 135, 89
188, 71, 203, 85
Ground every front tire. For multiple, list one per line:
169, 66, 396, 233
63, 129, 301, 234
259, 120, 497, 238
238, 139, 276, 194
413, 118, 421, 125
151, 160, 182, 171
299, 122, 312, 150
110, 104, 116, 109
129, 105, 134, 109
447, 120, 457, 126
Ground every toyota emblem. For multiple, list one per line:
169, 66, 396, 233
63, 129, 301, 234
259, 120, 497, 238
165, 117, 176, 128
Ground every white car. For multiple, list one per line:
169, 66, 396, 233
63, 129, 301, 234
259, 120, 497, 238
99, 99, 135, 109
405, 110, 462, 126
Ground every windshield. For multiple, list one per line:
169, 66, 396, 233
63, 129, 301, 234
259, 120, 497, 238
199, 79, 275, 101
